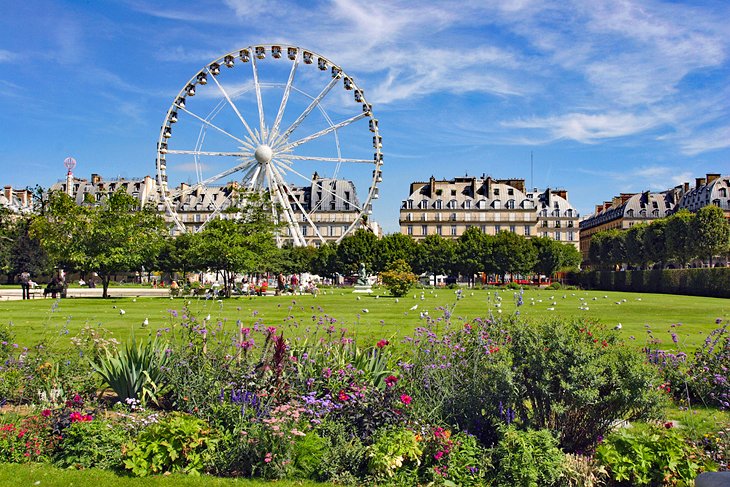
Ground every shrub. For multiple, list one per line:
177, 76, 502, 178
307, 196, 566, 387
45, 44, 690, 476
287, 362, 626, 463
490, 426, 565, 487
0, 414, 52, 463
379, 259, 418, 297
123, 412, 217, 476
596, 423, 704, 486
315, 419, 368, 483
689, 321, 730, 409
54, 419, 128, 470
546, 281, 561, 290
367, 426, 422, 479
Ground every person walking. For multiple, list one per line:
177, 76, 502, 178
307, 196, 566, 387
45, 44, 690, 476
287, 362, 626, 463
19, 271, 31, 300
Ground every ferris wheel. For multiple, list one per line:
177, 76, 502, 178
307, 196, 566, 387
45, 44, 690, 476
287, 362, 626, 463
156, 44, 383, 246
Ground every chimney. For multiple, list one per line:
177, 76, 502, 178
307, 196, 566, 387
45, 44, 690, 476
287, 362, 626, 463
554, 189, 567, 200
20, 190, 29, 207
683, 182, 689, 193
596, 204, 604, 214
4, 185, 11, 201
512, 179, 525, 193
604, 201, 613, 210
620, 193, 634, 204
91, 173, 101, 184
706, 173, 720, 184
695, 177, 706, 189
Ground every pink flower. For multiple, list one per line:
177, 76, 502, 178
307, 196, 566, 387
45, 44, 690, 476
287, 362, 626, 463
264, 452, 273, 463
376, 339, 389, 349
338, 390, 349, 402
434, 450, 444, 460
41, 409, 51, 418
385, 375, 399, 388
400, 394, 412, 405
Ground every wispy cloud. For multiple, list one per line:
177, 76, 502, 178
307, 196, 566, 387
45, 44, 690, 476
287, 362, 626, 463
0, 49, 17, 62
503, 111, 663, 143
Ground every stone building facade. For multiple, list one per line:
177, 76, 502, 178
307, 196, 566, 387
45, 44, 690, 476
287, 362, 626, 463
399, 176, 580, 248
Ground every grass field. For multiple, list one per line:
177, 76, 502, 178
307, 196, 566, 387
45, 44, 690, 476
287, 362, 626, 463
0, 287, 727, 351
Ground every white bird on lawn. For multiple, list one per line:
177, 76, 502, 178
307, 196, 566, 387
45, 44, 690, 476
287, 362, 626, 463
362, 309, 369, 313
615, 323, 622, 330
615, 301, 621, 305
119, 309, 126, 315
132, 298, 137, 302
142, 318, 149, 326
375, 295, 379, 299
409, 304, 418, 311
421, 296, 425, 301
395, 298, 399, 303
357, 296, 361, 300
547, 307, 555, 311
206, 314, 211, 321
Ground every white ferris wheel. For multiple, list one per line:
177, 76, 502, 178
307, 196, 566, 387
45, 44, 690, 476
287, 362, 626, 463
156, 44, 383, 245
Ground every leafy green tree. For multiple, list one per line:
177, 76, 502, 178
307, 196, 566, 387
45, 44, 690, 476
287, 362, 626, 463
691, 205, 730, 266
643, 218, 668, 268
311, 242, 340, 280
374, 233, 417, 272
31, 190, 167, 298
492, 231, 536, 280
532, 237, 580, 277
280, 245, 318, 275
156, 233, 201, 282
413, 234, 456, 278
379, 259, 418, 297
665, 209, 696, 267
602, 229, 626, 270
588, 232, 606, 269
194, 194, 279, 297
337, 229, 378, 275
7, 217, 50, 281
455, 227, 492, 286
624, 223, 648, 269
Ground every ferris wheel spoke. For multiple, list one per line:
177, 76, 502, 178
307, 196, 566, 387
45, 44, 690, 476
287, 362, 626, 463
251, 56, 266, 140
274, 160, 364, 212
269, 164, 323, 244
177, 105, 250, 147
277, 76, 340, 142
200, 191, 235, 228
270, 56, 299, 144
268, 166, 309, 246
206, 69, 258, 142
279, 113, 368, 152
166, 149, 253, 157
278, 154, 374, 164
199, 158, 256, 186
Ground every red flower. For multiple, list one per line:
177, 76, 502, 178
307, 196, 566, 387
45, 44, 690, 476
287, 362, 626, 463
664, 421, 674, 429
400, 394, 412, 405
41, 409, 51, 418
376, 339, 390, 349
338, 390, 349, 402
385, 375, 399, 387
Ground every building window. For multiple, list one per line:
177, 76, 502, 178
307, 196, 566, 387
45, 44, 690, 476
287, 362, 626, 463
436, 225, 442, 235
422, 225, 428, 236
543, 231, 548, 238
555, 231, 561, 241
568, 231, 574, 241
566, 209, 573, 217
435, 200, 442, 209
450, 225, 457, 236
465, 200, 471, 209
329, 225, 336, 236
494, 188, 500, 196
506, 199, 515, 209
451, 189, 457, 196
508, 188, 514, 195
493, 200, 501, 209
495, 224, 501, 233
542, 220, 549, 227
302, 226, 308, 236
509, 225, 516, 233
450, 213, 457, 221
421, 199, 428, 209
407, 199, 413, 209
555, 220, 561, 228
407, 225, 413, 235
344, 191, 350, 201
481, 225, 487, 233
524, 225, 531, 236
567, 221, 573, 228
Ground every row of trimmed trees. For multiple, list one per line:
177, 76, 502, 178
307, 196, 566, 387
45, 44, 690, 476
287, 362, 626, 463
2, 190, 582, 297
588, 206, 730, 270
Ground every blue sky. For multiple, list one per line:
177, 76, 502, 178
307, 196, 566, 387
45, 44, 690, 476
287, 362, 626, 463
1, 0, 728, 233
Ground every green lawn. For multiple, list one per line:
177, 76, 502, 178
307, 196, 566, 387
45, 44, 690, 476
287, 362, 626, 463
0, 463, 324, 486
0, 287, 727, 351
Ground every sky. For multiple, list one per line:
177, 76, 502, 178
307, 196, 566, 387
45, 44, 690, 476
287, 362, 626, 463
1, 0, 728, 233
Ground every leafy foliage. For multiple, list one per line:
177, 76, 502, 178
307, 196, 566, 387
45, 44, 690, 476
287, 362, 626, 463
491, 426, 566, 487
379, 259, 418, 297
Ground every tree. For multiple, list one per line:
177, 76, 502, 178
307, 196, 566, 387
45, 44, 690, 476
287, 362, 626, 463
374, 233, 417, 272
588, 232, 606, 269
455, 227, 492, 286
156, 232, 201, 282
665, 210, 696, 267
337, 229, 378, 275
492, 231, 536, 280
280, 245, 318, 275
691, 205, 730, 266
194, 194, 280, 297
7, 217, 50, 281
643, 218, 668, 268
31, 190, 167, 298
311, 242, 340, 280
379, 259, 418, 297
413, 234, 456, 279
532, 237, 579, 277
602, 229, 626, 270
624, 223, 648, 269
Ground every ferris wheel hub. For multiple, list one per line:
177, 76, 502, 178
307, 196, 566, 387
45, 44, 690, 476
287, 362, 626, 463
254, 144, 274, 164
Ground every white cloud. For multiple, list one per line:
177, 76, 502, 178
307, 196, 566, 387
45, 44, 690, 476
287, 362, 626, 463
504, 111, 662, 143
0, 49, 16, 62
678, 125, 730, 155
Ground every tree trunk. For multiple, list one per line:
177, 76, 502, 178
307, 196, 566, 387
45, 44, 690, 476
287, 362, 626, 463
102, 275, 111, 298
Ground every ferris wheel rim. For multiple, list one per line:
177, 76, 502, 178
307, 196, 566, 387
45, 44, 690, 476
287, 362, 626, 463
156, 44, 383, 244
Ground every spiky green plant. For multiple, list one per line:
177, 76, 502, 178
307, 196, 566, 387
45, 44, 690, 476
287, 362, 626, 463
90, 336, 170, 406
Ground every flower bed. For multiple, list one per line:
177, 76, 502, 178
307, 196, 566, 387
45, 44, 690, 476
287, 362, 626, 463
0, 309, 727, 485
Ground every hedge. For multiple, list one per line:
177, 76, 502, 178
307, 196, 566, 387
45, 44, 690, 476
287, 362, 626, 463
569, 268, 730, 298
